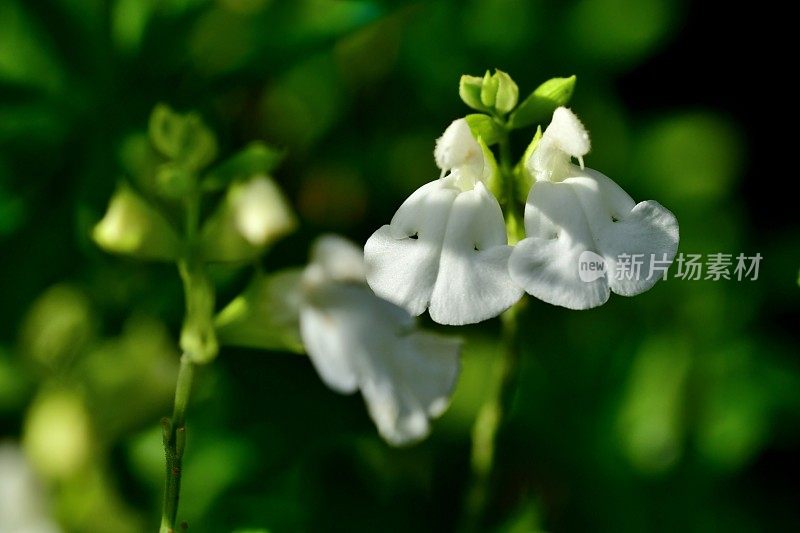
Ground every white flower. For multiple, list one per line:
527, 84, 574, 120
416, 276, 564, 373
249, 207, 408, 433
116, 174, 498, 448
509, 107, 679, 309
365, 118, 523, 325
300, 235, 461, 446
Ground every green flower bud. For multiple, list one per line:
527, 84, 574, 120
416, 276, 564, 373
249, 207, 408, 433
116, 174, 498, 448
92, 184, 181, 261
493, 69, 519, 114
480, 70, 499, 108
459, 74, 487, 111
148, 103, 217, 172
199, 176, 296, 263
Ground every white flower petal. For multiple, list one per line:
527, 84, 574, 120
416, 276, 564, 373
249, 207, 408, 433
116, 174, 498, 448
309, 234, 366, 284
434, 118, 484, 179
364, 180, 459, 315
546, 107, 591, 158
361, 330, 460, 445
510, 168, 679, 309
567, 169, 679, 296
527, 107, 591, 182
300, 304, 359, 394
509, 180, 611, 309
429, 182, 523, 324
300, 282, 460, 446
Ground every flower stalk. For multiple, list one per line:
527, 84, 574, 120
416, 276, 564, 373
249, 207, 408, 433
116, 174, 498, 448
160, 187, 215, 531
160, 354, 193, 533
461, 119, 525, 531
461, 300, 523, 531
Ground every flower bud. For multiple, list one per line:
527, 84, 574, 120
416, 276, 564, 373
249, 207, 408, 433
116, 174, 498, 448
92, 184, 181, 261
199, 176, 296, 262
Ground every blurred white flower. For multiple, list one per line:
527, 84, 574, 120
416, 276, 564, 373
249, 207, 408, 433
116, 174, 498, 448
232, 176, 295, 246
300, 235, 461, 445
200, 175, 296, 262
365, 118, 522, 325
509, 107, 679, 309
0, 442, 60, 533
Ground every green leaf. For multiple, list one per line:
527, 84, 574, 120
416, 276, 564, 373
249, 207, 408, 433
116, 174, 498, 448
480, 70, 498, 108
215, 269, 304, 354
148, 104, 218, 172
464, 114, 503, 146
459, 74, 487, 111
0, 1, 65, 93
202, 142, 285, 192
493, 69, 519, 114
508, 75, 576, 129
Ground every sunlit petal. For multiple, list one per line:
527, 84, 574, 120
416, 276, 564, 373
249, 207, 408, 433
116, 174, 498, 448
364, 179, 458, 315
430, 182, 522, 324
509, 180, 610, 309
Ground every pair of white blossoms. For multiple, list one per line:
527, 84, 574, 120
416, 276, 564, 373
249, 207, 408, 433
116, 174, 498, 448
366, 107, 679, 322
297, 107, 678, 445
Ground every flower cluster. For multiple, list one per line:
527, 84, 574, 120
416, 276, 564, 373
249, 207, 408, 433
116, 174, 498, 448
366, 80, 679, 322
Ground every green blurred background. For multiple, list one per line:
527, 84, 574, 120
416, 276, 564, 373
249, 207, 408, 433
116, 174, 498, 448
1, 0, 798, 531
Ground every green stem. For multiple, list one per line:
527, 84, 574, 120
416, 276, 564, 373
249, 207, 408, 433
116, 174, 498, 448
160, 188, 214, 531
497, 134, 524, 245
460, 302, 523, 531
160, 355, 194, 533
460, 122, 526, 531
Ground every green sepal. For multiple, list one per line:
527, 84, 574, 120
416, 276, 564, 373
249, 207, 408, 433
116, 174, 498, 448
198, 177, 296, 263
480, 70, 498, 108
465, 114, 503, 146
479, 136, 502, 202
493, 69, 519, 115
92, 183, 181, 262
202, 142, 285, 192
514, 126, 543, 200
215, 269, 304, 354
508, 75, 576, 129
119, 133, 162, 197
459, 75, 487, 112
